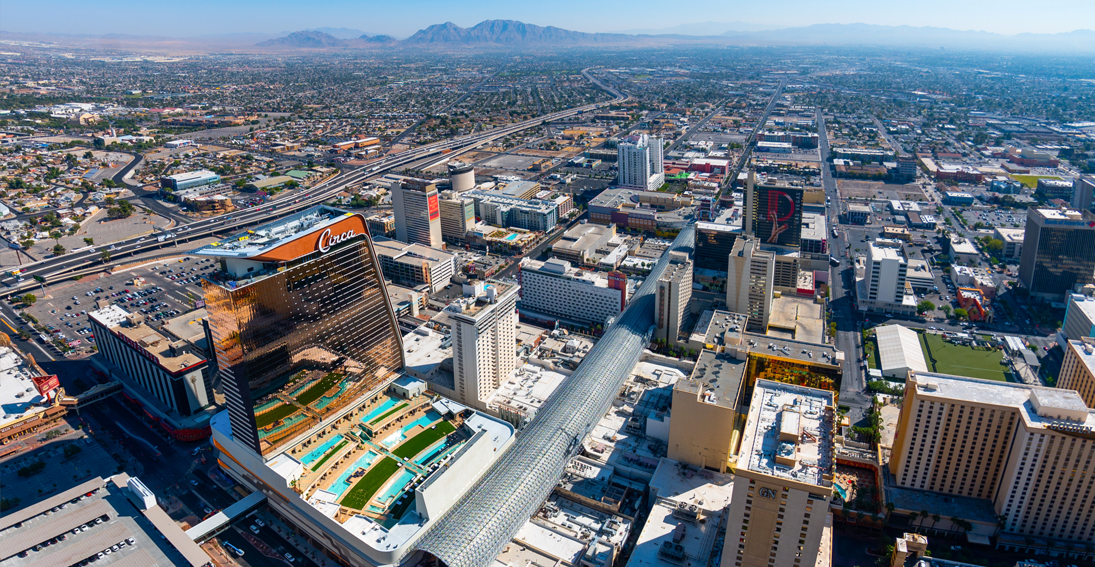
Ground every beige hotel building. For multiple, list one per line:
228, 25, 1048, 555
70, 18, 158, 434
890, 371, 1095, 546
1059, 339, 1095, 408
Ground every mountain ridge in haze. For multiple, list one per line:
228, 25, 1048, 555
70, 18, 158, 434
2, 20, 1092, 53
402, 20, 629, 45
251, 20, 1094, 52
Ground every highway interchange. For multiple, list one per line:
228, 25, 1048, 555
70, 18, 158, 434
0, 69, 625, 297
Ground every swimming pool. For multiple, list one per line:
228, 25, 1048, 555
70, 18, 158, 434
381, 410, 441, 447
376, 468, 418, 506
407, 410, 441, 431
414, 439, 465, 467
381, 430, 406, 447
504, 233, 518, 241
300, 435, 344, 466
361, 398, 399, 424
327, 451, 379, 498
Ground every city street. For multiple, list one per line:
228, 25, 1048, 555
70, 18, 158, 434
817, 108, 871, 425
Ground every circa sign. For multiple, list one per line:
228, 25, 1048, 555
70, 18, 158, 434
318, 228, 356, 253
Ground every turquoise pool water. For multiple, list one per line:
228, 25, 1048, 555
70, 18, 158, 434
361, 398, 399, 424
381, 410, 442, 447
412, 410, 442, 429
381, 430, 406, 447
254, 398, 282, 413
377, 468, 417, 505
414, 439, 465, 467
328, 451, 379, 498
314, 381, 350, 409
300, 435, 344, 466
504, 233, 518, 241
257, 413, 308, 439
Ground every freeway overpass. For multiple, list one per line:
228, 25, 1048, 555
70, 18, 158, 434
0, 76, 625, 298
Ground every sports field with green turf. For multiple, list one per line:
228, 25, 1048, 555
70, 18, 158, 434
919, 332, 1009, 381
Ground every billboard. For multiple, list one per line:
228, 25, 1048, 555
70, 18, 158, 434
31, 374, 60, 397
753, 185, 803, 247
428, 193, 440, 221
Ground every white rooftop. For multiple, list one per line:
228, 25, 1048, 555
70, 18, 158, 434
486, 364, 568, 422
193, 205, 354, 258
910, 372, 1095, 429
0, 347, 48, 429
875, 325, 929, 375
868, 241, 907, 262
89, 304, 129, 328
737, 380, 835, 487
627, 458, 735, 567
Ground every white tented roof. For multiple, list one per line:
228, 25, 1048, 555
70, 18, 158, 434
875, 325, 928, 376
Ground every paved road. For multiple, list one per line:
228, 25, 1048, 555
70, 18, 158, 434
818, 108, 871, 425
0, 83, 628, 297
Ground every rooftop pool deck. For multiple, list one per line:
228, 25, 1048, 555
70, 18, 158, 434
300, 434, 345, 467
325, 451, 380, 498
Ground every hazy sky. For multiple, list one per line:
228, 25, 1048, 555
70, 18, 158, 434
3, 0, 1091, 37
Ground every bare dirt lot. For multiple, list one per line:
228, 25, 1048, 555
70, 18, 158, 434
837, 180, 928, 202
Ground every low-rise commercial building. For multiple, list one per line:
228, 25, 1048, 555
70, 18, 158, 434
552, 223, 617, 265
993, 227, 1024, 260
371, 237, 455, 294
160, 169, 220, 192
0, 339, 66, 445
0, 474, 212, 567
89, 305, 215, 433
874, 325, 928, 378
518, 258, 630, 326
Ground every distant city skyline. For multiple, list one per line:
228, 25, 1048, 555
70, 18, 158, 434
1, 0, 1092, 38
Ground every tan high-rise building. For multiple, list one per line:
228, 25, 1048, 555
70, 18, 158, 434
392, 177, 442, 248
726, 238, 774, 334
667, 349, 747, 472
890, 371, 1095, 544
438, 190, 474, 244
722, 380, 836, 567
654, 251, 693, 343
1059, 339, 1095, 408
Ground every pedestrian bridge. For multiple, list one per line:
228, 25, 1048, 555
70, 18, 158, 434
185, 491, 267, 543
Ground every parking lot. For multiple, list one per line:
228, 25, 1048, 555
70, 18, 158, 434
22, 255, 216, 355
952, 207, 1026, 230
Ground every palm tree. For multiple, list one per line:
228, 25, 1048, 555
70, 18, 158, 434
993, 514, 1007, 538
884, 501, 895, 520
918, 510, 931, 532
949, 516, 964, 538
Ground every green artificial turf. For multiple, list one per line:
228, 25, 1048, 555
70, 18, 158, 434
368, 402, 409, 426
339, 457, 400, 510
920, 332, 1008, 381
296, 372, 343, 406
309, 439, 349, 472
254, 403, 299, 429
393, 421, 456, 460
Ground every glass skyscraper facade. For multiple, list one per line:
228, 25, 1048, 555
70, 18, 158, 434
1019, 208, 1095, 300
694, 222, 739, 272
198, 208, 404, 456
